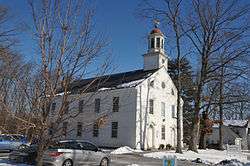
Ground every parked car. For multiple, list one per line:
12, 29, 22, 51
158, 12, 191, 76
10, 140, 110, 166
9, 144, 38, 165
0, 134, 29, 152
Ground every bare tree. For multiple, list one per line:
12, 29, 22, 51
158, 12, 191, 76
0, 4, 33, 135
184, 0, 250, 152
137, 0, 250, 152
25, 0, 111, 165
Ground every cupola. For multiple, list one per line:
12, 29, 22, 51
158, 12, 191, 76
143, 20, 168, 71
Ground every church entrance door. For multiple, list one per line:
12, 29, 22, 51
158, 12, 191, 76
147, 125, 155, 149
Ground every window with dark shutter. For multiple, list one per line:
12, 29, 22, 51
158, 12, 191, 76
64, 101, 69, 114
79, 100, 84, 113
62, 122, 68, 136
93, 123, 99, 137
77, 122, 82, 137
95, 98, 100, 113
111, 122, 118, 138
149, 99, 154, 114
51, 103, 56, 111
113, 97, 119, 112
161, 125, 165, 140
48, 123, 54, 135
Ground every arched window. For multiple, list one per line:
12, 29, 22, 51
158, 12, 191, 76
161, 39, 164, 49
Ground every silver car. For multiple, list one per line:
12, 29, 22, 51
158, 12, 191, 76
42, 140, 110, 166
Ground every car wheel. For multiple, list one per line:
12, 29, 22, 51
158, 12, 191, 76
62, 159, 73, 166
100, 158, 109, 166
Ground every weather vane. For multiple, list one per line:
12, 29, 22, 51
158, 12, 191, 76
153, 19, 160, 28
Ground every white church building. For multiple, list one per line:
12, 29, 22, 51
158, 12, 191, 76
53, 26, 183, 150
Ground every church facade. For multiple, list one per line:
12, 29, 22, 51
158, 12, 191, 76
53, 26, 183, 150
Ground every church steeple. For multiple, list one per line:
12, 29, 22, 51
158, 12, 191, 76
143, 21, 168, 71
148, 20, 165, 54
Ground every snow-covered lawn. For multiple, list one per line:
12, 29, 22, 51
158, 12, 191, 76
143, 149, 249, 165
111, 146, 143, 154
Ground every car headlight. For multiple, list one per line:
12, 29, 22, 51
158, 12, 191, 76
18, 144, 29, 150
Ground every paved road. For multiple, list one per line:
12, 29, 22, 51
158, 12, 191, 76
110, 154, 207, 166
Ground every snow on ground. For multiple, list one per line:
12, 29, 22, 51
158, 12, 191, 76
0, 159, 32, 166
143, 149, 248, 165
111, 146, 143, 154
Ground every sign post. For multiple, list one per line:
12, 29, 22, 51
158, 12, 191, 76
163, 155, 177, 166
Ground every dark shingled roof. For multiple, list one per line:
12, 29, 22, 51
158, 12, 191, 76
69, 68, 158, 94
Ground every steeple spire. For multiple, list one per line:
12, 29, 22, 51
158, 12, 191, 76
153, 19, 160, 28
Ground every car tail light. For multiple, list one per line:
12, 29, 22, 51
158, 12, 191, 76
48, 152, 64, 158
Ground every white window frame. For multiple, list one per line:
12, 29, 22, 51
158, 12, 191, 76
161, 102, 165, 117
172, 105, 176, 118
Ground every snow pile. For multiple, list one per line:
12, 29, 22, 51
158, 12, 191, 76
126, 164, 140, 166
223, 120, 248, 127
143, 149, 248, 165
214, 120, 248, 128
111, 146, 143, 154
215, 159, 245, 166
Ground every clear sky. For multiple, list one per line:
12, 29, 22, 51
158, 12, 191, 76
0, 0, 156, 73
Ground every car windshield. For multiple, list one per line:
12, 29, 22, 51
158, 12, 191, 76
18, 145, 37, 152
80, 142, 98, 151
0, 135, 28, 142
10, 135, 26, 141
0, 135, 11, 141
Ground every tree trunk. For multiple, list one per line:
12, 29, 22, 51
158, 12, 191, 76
36, 147, 44, 166
189, 119, 199, 152
199, 131, 206, 149
36, 138, 45, 166
218, 64, 225, 150
188, 86, 202, 152
174, 19, 183, 154
35, 125, 47, 166
199, 111, 207, 149
176, 89, 183, 153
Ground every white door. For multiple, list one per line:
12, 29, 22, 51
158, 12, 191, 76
147, 126, 155, 149
171, 128, 176, 147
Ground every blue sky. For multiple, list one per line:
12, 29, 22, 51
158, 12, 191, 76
0, 0, 156, 73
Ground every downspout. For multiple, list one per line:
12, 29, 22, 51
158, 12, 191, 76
142, 79, 151, 150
